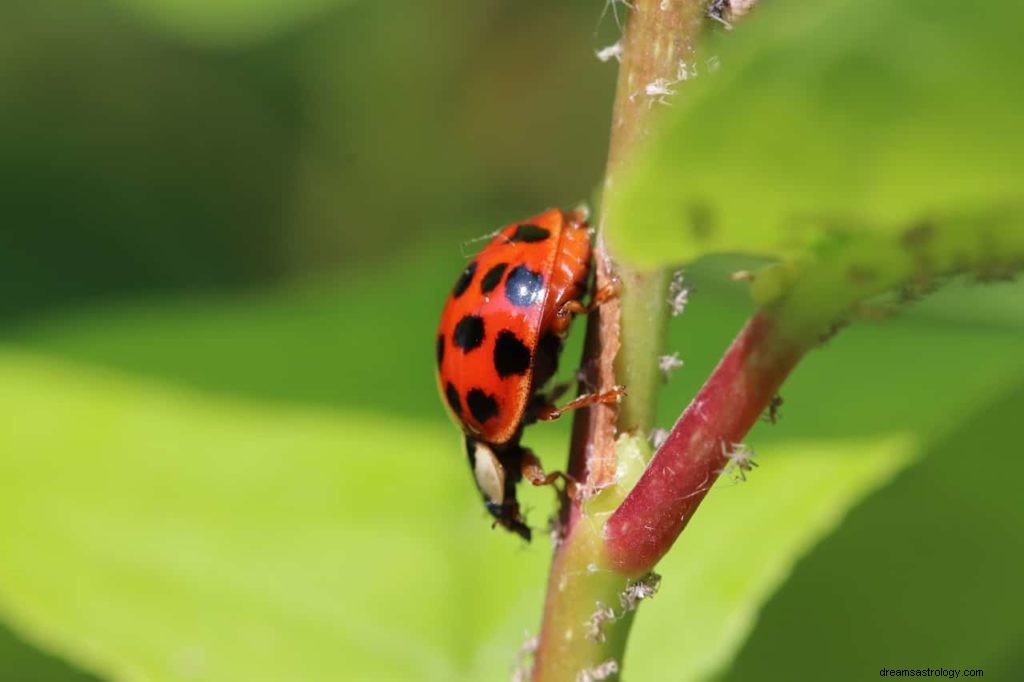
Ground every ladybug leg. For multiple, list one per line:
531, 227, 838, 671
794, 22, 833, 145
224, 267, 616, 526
545, 380, 572, 403
553, 277, 622, 335
520, 449, 579, 500
557, 277, 621, 317
534, 385, 627, 422
588, 276, 622, 309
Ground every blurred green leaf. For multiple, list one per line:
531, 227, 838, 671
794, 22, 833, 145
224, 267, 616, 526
0, 353, 553, 681
657, 269, 1024, 443
0, 352, 918, 682
4, 246, 1022, 680
724, 383, 1024, 681
643, 265, 1024, 678
606, 0, 1024, 338
630, 436, 917, 681
0, 0, 306, 317
108, 0, 350, 46
0, 622, 98, 682
5, 251, 457, 420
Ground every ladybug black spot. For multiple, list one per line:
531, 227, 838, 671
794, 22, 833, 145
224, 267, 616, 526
445, 382, 462, 416
505, 265, 544, 307
480, 262, 508, 294
509, 224, 551, 243
436, 334, 445, 367
533, 332, 562, 388
452, 261, 477, 298
493, 330, 532, 378
467, 388, 499, 423
453, 315, 485, 352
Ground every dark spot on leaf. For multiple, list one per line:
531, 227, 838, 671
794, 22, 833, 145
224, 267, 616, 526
817, 319, 848, 346
467, 388, 499, 423
685, 201, 715, 241
493, 330, 532, 378
453, 315, 485, 352
847, 265, 877, 284
901, 221, 935, 250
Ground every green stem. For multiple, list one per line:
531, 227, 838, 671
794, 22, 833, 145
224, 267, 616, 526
616, 269, 670, 434
530, 2, 706, 680
529, 515, 636, 681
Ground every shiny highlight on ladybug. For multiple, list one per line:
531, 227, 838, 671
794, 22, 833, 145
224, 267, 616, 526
435, 208, 624, 540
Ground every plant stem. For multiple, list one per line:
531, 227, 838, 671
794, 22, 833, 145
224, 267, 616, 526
602, 0, 706, 441
531, 2, 705, 680
616, 268, 671, 434
604, 313, 807, 574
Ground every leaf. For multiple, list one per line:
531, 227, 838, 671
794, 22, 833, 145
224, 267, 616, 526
0, 352, 554, 682
6, 251, 457, 421
631, 259, 1024, 678
106, 0, 352, 46
0, 621, 97, 682
628, 436, 918, 681
0, 350, 921, 682
605, 0, 1024, 339
2, 281, 1021, 680
722, 383, 1024, 680
2, 219, 1021, 681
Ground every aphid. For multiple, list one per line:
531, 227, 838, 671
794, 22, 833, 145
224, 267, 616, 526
721, 441, 758, 482
619, 572, 661, 612
435, 208, 624, 540
595, 40, 623, 63
643, 77, 677, 106
585, 601, 617, 642
658, 352, 684, 380
649, 428, 670, 450
764, 394, 783, 424
707, 0, 733, 29
667, 270, 689, 316
577, 659, 619, 682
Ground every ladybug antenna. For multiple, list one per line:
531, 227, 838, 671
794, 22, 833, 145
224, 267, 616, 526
459, 229, 501, 258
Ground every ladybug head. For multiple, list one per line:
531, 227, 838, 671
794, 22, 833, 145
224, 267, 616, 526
465, 437, 531, 541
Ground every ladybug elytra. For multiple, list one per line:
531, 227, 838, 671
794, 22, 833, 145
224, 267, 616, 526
435, 208, 624, 540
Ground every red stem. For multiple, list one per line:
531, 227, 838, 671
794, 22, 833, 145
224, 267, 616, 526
603, 313, 806, 575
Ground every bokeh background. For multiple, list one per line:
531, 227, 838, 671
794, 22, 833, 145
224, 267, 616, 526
2, 0, 1022, 680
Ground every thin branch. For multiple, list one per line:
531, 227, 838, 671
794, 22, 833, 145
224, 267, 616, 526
531, 2, 708, 680
604, 313, 806, 574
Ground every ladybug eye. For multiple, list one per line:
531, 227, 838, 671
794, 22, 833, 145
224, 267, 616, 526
469, 441, 506, 506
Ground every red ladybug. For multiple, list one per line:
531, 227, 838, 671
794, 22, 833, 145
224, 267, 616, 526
435, 208, 623, 540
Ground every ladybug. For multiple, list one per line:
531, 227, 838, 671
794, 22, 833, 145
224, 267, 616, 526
435, 207, 624, 540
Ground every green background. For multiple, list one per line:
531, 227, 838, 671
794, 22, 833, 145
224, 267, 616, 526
1, 0, 1020, 680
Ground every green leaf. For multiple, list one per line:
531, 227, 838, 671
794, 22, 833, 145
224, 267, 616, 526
107, 0, 352, 46
629, 436, 918, 681
630, 258, 1024, 678
606, 0, 1024, 339
0, 351, 917, 682
0, 352, 552, 682
0, 621, 97, 682
6, 251, 457, 421
723, 383, 1024, 681
3, 244, 1021, 680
